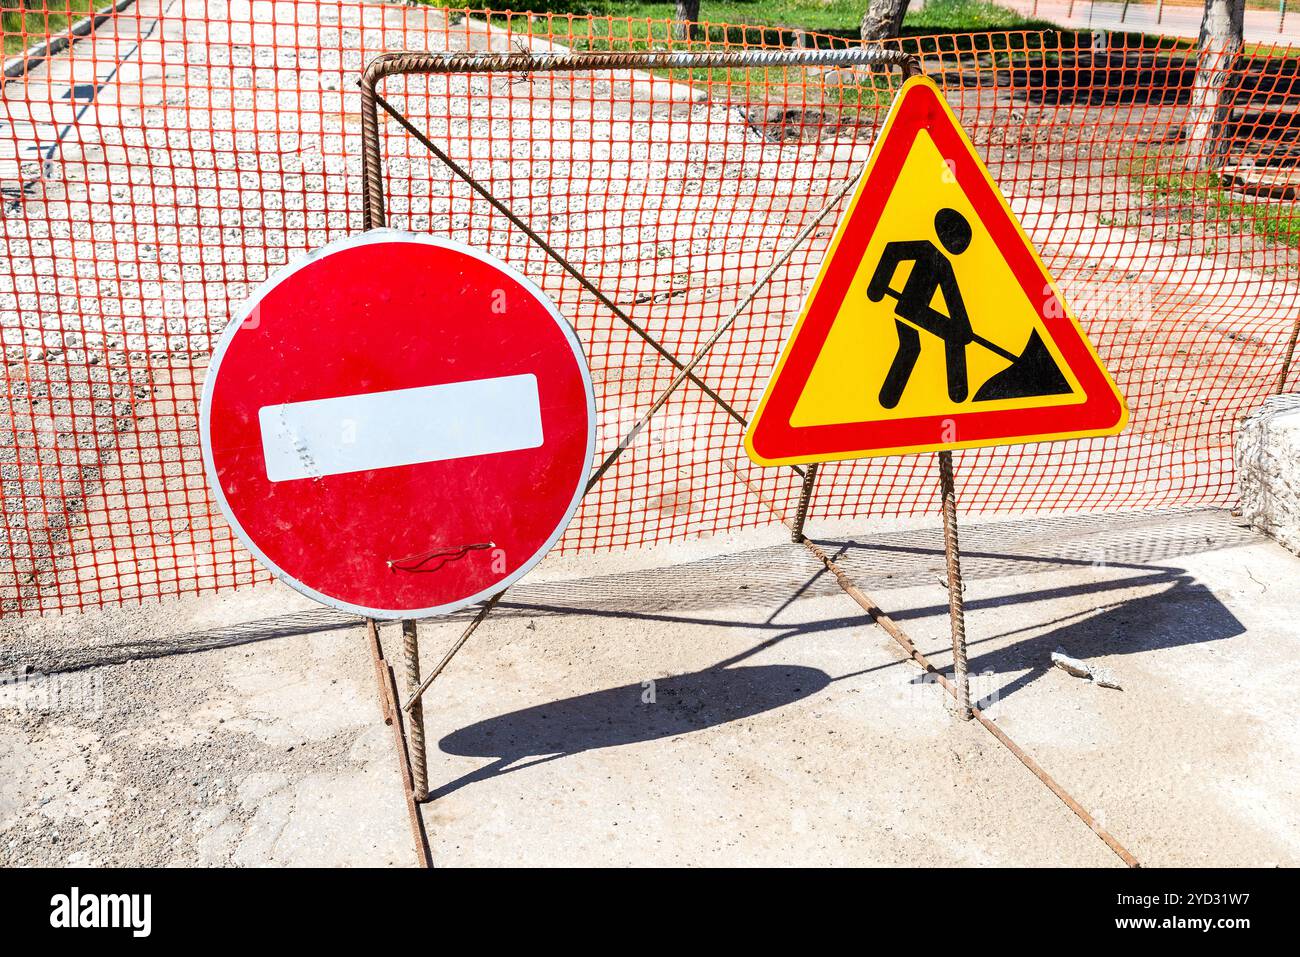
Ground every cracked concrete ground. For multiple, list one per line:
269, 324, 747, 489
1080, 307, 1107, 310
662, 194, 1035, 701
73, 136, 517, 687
1, 586, 413, 866
4, 506, 1298, 866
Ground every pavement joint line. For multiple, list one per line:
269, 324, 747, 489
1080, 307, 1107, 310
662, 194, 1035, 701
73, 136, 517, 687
725, 460, 1142, 868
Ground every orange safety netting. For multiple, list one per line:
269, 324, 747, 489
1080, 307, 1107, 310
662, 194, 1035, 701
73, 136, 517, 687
3, 2, 1298, 615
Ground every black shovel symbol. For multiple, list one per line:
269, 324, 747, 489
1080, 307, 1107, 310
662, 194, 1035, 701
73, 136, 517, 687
866, 208, 1072, 408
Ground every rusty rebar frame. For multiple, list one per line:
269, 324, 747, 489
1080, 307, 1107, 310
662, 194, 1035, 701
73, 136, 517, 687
359, 47, 923, 806
360, 46, 921, 230
345, 44, 1136, 867
352, 48, 991, 829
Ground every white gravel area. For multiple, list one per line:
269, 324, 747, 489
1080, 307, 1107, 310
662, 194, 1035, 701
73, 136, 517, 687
1, 0, 1293, 623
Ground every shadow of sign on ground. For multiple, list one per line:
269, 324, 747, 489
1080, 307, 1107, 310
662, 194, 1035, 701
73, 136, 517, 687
959, 574, 1245, 702
424, 513, 1250, 801
433, 664, 833, 800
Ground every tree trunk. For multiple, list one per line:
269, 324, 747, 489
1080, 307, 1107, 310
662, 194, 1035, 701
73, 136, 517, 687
859, 0, 912, 43
674, 0, 701, 42
1182, 0, 1244, 171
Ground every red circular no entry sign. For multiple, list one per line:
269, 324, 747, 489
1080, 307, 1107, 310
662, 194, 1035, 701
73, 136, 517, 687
200, 231, 595, 618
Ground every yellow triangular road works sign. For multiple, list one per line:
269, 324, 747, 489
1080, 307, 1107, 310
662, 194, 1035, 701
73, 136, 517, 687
745, 76, 1127, 466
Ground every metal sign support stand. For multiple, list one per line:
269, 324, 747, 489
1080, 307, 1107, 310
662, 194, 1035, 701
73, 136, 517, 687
401, 620, 428, 798
348, 48, 1138, 869
358, 46, 921, 803
938, 451, 972, 719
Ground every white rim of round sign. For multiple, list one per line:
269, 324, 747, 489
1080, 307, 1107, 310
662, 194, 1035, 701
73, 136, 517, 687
199, 228, 597, 620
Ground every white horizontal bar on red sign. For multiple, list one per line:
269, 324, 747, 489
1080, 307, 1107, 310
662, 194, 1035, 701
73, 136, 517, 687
257, 374, 544, 482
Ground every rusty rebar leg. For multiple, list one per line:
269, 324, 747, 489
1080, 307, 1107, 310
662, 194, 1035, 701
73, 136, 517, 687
401, 619, 428, 801
367, 619, 432, 866
791, 464, 819, 544
938, 451, 972, 720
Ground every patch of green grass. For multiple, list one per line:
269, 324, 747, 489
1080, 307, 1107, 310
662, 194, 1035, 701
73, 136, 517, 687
426, 0, 1050, 106
903, 0, 1036, 31
433, 2, 1179, 72
434, 0, 1042, 35
679, 0, 866, 33
431, 4, 886, 104
1126, 148, 1300, 249
2, 0, 96, 56
422, 2, 1199, 107
437, 2, 862, 34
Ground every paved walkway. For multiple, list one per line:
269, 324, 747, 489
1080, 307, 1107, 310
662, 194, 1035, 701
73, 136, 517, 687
0, 2, 162, 202
998, 0, 1300, 45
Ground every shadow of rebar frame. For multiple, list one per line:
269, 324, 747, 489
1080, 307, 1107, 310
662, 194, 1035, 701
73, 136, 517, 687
354, 47, 1136, 868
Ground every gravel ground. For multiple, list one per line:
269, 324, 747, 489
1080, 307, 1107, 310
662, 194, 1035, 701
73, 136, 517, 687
3, 1, 1296, 616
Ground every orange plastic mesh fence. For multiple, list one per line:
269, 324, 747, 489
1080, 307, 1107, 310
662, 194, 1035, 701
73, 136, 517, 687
3, 3, 1298, 615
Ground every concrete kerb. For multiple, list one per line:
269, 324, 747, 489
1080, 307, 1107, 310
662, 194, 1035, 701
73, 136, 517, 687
1, 0, 136, 82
